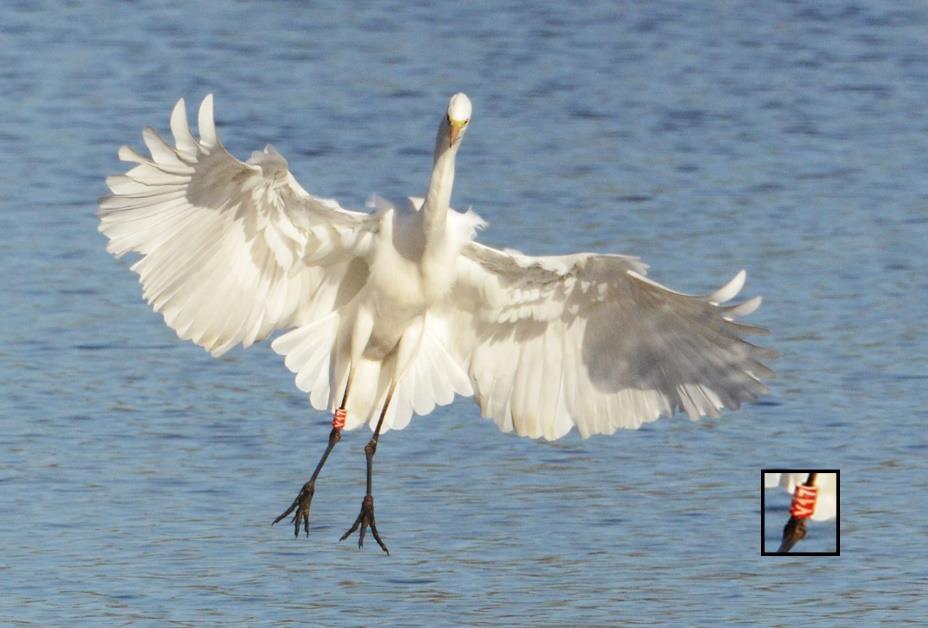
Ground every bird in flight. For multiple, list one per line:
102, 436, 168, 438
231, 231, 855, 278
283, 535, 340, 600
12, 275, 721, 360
99, 93, 775, 554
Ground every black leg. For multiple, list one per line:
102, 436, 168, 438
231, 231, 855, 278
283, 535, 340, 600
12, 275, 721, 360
273, 371, 353, 537
272, 424, 342, 536
777, 516, 808, 553
340, 383, 395, 554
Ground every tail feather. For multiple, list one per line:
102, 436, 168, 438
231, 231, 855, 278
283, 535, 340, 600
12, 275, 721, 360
273, 315, 473, 433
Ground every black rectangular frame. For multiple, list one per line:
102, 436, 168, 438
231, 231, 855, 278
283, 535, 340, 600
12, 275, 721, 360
761, 468, 840, 556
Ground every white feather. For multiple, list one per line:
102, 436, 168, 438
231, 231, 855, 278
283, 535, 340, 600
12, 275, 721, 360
437, 245, 775, 439
100, 92, 774, 443
99, 95, 377, 359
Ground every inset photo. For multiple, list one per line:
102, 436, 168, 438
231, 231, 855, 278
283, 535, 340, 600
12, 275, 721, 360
761, 470, 839, 556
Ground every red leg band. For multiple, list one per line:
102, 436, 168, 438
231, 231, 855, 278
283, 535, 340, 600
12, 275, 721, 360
790, 484, 818, 519
332, 408, 346, 430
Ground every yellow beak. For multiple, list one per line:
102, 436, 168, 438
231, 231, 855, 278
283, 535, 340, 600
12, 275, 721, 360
449, 120, 466, 145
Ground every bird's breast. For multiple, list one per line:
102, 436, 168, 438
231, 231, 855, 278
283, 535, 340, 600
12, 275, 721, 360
368, 250, 454, 311
369, 218, 458, 308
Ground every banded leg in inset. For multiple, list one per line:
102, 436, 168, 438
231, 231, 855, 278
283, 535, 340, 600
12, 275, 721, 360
777, 472, 817, 553
273, 370, 353, 537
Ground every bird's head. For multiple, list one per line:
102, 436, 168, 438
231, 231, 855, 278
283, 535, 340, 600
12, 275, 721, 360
444, 92, 472, 148
777, 517, 808, 553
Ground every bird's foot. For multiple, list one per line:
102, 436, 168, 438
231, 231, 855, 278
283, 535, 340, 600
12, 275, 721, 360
340, 495, 389, 555
272, 479, 316, 537
777, 516, 808, 553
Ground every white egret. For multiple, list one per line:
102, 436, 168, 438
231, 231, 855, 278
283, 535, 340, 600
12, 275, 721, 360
99, 93, 775, 553
764, 472, 837, 552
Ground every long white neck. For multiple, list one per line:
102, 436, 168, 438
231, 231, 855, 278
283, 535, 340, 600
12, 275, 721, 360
422, 141, 456, 240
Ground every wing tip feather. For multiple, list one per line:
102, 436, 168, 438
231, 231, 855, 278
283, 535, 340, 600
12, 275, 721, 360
710, 269, 747, 303
197, 93, 218, 148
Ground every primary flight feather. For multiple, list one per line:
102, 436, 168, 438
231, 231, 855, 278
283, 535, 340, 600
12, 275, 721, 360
99, 93, 775, 551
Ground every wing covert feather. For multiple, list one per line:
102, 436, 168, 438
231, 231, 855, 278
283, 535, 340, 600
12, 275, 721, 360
99, 95, 376, 356
439, 242, 776, 439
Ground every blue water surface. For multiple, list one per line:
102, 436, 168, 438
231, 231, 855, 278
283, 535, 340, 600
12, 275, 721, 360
2, 0, 927, 624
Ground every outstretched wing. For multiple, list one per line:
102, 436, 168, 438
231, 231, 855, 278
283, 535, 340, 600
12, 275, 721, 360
99, 95, 377, 356
438, 241, 776, 440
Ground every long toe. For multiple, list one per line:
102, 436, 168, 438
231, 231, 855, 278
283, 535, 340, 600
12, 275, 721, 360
340, 511, 363, 542
358, 517, 369, 549
273, 481, 315, 537
340, 496, 388, 554
272, 497, 299, 526
293, 505, 304, 537
369, 520, 388, 555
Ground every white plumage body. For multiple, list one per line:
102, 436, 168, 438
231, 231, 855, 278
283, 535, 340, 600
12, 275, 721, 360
278, 199, 485, 431
99, 94, 775, 441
